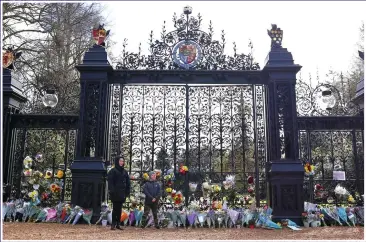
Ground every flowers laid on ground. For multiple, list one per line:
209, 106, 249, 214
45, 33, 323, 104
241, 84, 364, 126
304, 162, 315, 176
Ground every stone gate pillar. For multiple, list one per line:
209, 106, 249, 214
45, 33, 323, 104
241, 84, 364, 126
71, 44, 112, 221
263, 25, 304, 224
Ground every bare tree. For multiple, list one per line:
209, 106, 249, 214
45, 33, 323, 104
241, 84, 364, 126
4, 3, 107, 114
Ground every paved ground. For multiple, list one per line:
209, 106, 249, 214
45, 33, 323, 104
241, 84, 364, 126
2, 223, 364, 240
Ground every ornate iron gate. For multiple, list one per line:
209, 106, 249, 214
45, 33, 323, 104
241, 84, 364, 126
105, 7, 270, 205
296, 80, 364, 204
4, 114, 78, 202
108, 84, 267, 203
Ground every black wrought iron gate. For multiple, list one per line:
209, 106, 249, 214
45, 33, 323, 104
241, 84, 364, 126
108, 83, 268, 203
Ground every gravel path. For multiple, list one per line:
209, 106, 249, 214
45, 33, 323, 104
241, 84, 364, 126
2, 223, 364, 240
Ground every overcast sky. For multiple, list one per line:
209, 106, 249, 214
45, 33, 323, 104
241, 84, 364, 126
102, 1, 365, 81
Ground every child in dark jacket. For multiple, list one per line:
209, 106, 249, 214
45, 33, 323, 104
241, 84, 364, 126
141, 171, 161, 229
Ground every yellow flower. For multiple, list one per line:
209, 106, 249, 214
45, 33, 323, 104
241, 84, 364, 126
217, 202, 222, 209
277, 222, 282, 227
166, 187, 172, 193
143, 173, 149, 180
319, 214, 324, 219
45, 170, 53, 179
56, 170, 64, 179
348, 195, 355, 203
182, 166, 188, 171
212, 185, 221, 192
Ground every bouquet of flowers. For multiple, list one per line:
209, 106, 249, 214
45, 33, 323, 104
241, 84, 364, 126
187, 210, 197, 228
197, 212, 207, 227
172, 191, 184, 206
346, 207, 356, 226
35, 208, 48, 223
153, 169, 162, 179
227, 209, 239, 228
304, 162, 315, 176
44, 208, 56, 222
334, 184, 349, 202
202, 181, 212, 197
321, 207, 342, 226
354, 207, 364, 225
216, 210, 226, 228
143, 173, 149, 181
134, 208, 143, 227
2, 203, 9, 221
337, 207, 350, 226
223, 175, 235, 190
177, 209, 187, 228
179, 165, 188, 175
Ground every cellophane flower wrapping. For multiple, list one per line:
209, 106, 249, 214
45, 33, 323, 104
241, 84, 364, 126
46, 208, 57, 222
228, 209, 239, 227
55, 202, 64, 223
346, 208, 356, 226
321, 207, 342, 225
146, 211, 154, 227
337, 207, 350, 226
82, 209, 93, 225
129, 210, 135, 225
107, 211, 112, 225
134, 209, 143, 226
121, 210, 129, 225
187, 210, 197, 227
6, 202, 16, 221
3, 203, 9, 221
36, 208, 48, 222
30, 206, 40, 222
207, 209, 215, 228
355, 207, 364, 225
197, 212, 207, 227
72, 210, 84, 225
242, 210, 254, 227
22, 203, 31, 222
177, 210, 187, 227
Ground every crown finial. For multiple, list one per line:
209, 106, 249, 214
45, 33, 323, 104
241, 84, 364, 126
267, 24, 283, 49
183, 6, 192, 15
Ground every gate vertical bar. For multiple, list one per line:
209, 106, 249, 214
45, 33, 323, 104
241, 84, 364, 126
351, 129, 361, 195
185, 84, 190, 205
252, 85, 260, 207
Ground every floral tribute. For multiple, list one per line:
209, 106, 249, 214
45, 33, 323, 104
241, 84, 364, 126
3, 161, 364, 229
21, 155, 66, 207
304, 162, 315, 176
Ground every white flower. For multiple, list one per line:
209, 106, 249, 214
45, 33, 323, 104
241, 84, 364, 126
225, 175, 235, 183
202, 182, 211, 190
334, 184, 348, 196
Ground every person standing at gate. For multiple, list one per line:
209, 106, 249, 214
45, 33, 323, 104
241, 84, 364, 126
107, 156, 131, 230
141, 171, 161, 229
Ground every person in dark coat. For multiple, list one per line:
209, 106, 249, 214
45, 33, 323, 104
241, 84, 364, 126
141, 171, 161, 229
107, 156, 131, 230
